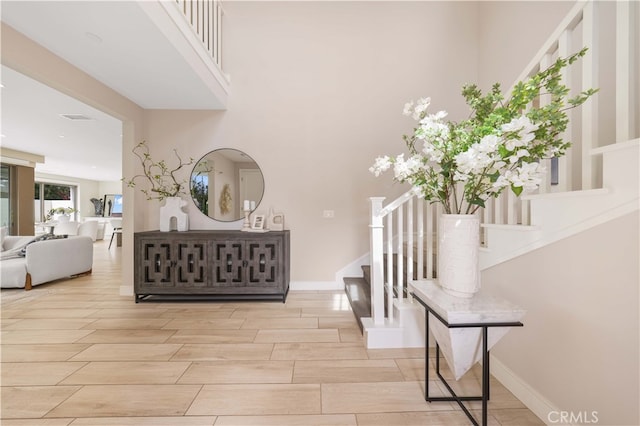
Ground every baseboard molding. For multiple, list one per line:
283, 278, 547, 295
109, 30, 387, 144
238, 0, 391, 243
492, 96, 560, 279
491, 354, 559, 425
289, 281, 343, 291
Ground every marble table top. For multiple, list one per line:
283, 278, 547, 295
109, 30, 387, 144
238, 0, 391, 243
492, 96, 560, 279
410, 280, 526, 325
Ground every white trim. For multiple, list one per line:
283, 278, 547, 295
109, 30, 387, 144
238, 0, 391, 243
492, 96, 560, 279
491, 354, 560, 425
521, 188, 609, 201
289, 281, 343, 291
590, 138, 639, 155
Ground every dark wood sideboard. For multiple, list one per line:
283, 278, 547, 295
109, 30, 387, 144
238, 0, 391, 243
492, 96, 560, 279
134, 230, 290, 303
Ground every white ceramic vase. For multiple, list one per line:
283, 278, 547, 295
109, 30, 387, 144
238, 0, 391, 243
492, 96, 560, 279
159, 197, 189, 232
437, 214, 481, 298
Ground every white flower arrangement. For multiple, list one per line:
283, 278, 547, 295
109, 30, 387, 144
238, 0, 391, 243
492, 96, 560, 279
370, 48, 597, 214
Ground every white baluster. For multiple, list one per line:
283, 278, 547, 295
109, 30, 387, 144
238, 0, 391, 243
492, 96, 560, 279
396, 204, 404, 305
558, 29, 573, 192
369, 197, 385, 325
582, 0, 599, 190
386, 213, 394, 322
417, 199, 424, 280
405, 198, 413, 300
426, 202, 434, 279
616, 0, 631, 143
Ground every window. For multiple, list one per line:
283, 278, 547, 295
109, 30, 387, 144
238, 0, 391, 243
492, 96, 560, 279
0, 164, 10, 229
34, 182, 77, 222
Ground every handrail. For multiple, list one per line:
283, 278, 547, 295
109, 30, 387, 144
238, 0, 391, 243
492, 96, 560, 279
378, 188, 421, 218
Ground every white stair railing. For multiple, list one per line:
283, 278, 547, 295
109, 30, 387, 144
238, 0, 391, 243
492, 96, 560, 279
368, 0, 638, 329
369, 189, 438, 326
175, 0, 224, 69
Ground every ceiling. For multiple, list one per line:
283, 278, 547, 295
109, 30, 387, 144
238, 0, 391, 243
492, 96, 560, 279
0, 0, 227, 182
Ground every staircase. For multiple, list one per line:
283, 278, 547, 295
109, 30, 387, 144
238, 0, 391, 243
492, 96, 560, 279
348, 0, 640, 350
345, 254, 429, 332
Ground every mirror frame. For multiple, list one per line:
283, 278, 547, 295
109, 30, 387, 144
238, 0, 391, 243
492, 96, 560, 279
190, 148, 265, 222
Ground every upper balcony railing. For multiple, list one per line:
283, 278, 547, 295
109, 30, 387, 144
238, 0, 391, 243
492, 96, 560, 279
175, 0, 224, 70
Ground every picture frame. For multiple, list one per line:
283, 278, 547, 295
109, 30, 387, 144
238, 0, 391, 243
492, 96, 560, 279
103, 194, 123, 217
251, 214, 265, 230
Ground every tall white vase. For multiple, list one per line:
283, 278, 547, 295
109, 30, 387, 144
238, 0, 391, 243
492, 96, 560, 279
159, 197, 189, 232
437, 214, 480, 298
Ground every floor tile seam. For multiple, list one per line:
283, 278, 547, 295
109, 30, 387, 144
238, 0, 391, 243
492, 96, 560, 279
38, 383, 85, 420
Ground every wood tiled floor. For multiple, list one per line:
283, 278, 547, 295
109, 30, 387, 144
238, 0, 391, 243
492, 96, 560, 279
1, 240, 543, 425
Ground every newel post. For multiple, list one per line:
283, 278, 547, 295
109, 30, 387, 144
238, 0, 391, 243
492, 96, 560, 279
369, 197, 386, 325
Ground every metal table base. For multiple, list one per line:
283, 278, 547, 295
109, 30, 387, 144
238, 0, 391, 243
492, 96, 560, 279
412, 292, 523, 426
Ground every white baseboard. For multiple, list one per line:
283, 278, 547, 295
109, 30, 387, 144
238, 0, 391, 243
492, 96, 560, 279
491, 354, 559, 425
289, 281, 344, 291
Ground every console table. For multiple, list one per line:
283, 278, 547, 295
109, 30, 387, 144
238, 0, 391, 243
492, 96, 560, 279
411, 280, 525, 426
134, 230, 290, 303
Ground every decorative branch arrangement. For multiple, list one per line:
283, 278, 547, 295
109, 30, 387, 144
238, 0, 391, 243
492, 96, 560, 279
123, 141, 194, 201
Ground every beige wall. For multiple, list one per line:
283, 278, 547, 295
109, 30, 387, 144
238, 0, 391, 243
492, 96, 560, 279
143, 1, 481, 282
477, 1, 575, 91
483, 211, 639, 425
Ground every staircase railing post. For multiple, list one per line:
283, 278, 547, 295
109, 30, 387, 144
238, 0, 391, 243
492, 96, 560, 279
369, 197, 386, 325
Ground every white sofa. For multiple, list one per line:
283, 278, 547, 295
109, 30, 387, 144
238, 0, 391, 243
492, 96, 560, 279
0, 235, 93, 290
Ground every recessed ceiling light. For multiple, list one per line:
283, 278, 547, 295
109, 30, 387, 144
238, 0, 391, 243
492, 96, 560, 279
60, 114, 93, 120
59, 135, 65, 138
85, 32, 103, 44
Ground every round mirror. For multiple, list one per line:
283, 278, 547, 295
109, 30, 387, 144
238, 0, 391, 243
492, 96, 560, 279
190, 149, 265, 222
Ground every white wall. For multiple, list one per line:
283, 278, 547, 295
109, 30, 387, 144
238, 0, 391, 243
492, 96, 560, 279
484, 211, 639, 425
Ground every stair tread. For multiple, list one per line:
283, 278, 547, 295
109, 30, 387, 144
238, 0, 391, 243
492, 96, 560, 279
343, 277, 371, 333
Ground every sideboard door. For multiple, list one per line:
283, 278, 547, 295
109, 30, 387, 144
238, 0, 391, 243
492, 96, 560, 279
138, 240, 173, 288
174, 240, 209, 288
211, 240, 246, 287
245, 238, 281, 289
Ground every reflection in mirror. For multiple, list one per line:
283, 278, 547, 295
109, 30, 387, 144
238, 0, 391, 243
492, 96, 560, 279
190, 149, 265, 222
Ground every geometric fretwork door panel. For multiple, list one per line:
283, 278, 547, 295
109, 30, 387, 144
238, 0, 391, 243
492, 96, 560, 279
246, 241, 279, 287
212, 241, 245, 286
140, 242, 173, 287
175, 241, 208, 287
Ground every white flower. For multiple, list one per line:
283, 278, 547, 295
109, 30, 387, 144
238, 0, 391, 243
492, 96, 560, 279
502, 116, 538, 135
393, 154, 423, 181
477, 134, 500, 153
402, 102, 414, 116
492, 175, 511, 190
505, 138, 526, 151
411, 97, 431, 120
505, 161, 544, 191
369, 155, 392, 177
422, 143, 445, 163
